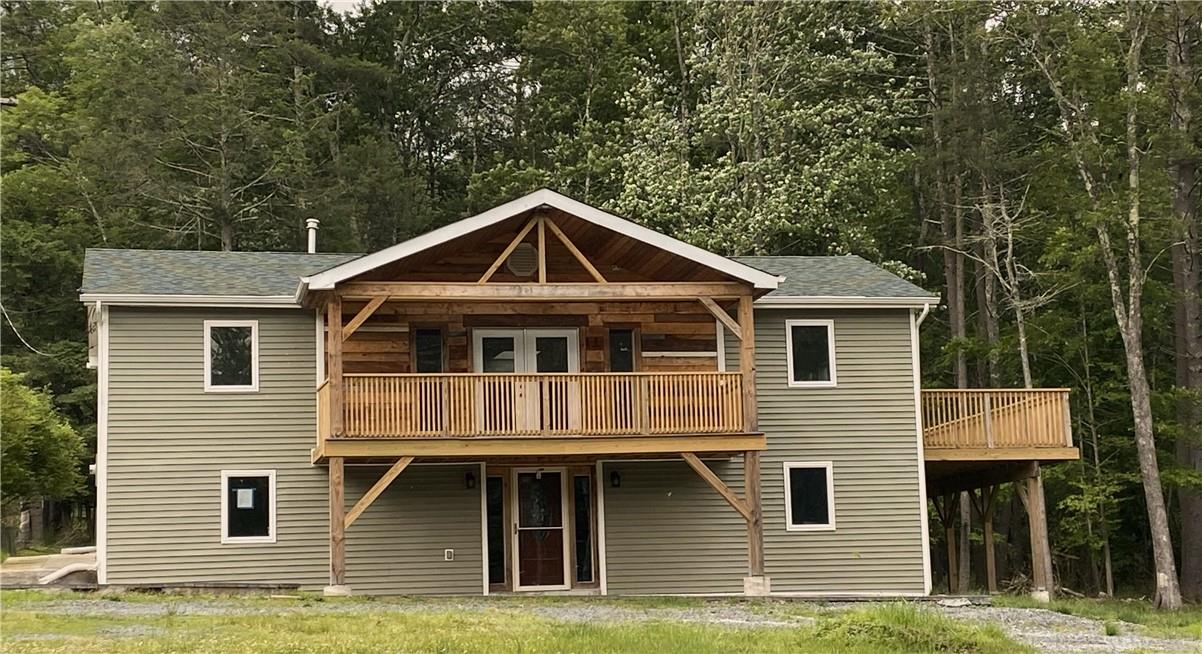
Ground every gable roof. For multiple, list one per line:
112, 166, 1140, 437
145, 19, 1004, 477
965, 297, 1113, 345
299, 189, 783, 294
80, 249, 359, 304
735, 255, 938, 306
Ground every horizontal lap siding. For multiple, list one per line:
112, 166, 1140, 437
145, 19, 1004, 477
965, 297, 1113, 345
601, 460, 746, 594
748, 309, 926, 594
345, 464, 482, 595
106, 307, 327, 588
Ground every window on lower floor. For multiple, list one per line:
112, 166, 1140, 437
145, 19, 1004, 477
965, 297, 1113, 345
221, 470, 276, 543
784, 462, 835, 532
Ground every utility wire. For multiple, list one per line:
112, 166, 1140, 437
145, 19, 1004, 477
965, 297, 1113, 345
0, 302, 51, 356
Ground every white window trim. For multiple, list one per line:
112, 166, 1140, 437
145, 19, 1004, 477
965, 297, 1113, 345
220, 469, 277, 544
783, 461, 836, 532
204, 320, 260, 392
784, 319, 837, 388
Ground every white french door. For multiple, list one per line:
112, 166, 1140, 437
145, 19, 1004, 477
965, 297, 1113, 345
473, 329, 580, 432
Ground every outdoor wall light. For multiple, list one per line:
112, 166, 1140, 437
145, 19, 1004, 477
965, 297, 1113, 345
610, 471, 621, 488
465, 471, 476, 490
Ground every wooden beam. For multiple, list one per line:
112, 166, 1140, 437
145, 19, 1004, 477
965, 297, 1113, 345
543, 217, 608, 283
926, 460, 1038, 496
342, 295, 387, 342
699, 297, 741, 340
737, 294, 757, 432
924, 446, 1079, 462
326, 296, 344, 436
329, 456, 346, 586
478, 215, 539, 284
339, 281, 751, 301
344, 456, 414, 528
319, 433, 767, 460
537, 215, 547, 284
681, 452, 752, 522
744, 450, 764, 576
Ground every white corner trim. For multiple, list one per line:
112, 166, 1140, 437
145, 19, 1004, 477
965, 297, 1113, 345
301, 189, 780, 293
755, 296, 941, 309
911, 309, 933, 595
203, 320, 260, 393
715, 319, 726, 373
782, 461, 837, 532
784, 319, 837, 388
220, 469, 277, 544
80, 293, 298, 308
595, 461, 608, 596
96, 303, 109, 584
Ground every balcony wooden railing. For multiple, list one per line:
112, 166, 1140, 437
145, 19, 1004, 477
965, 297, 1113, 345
921, 389, 1072, 451
323, 372, 746, 439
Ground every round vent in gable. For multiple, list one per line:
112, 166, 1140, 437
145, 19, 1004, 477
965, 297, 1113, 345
506, 242, 539, 277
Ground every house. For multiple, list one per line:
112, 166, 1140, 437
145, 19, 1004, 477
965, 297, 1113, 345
80, 189, 1078, 597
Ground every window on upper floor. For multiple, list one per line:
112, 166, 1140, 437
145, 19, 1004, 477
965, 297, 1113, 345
221, 470, 275, 543
785, 319, 836, 387
413, 328, 445, 373
204, 320, 258, 392
608, 329, 636, 372
784, 462, 835, 532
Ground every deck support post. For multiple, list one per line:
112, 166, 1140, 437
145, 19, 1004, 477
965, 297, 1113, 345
1017, 465, 1053, 602
325, 456, 350, 596
735, 294, 767, 595
326, 296, 344, 437
944, 493, 958, 594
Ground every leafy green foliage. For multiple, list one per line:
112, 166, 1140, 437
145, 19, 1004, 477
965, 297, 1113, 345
0, 368, 86, 505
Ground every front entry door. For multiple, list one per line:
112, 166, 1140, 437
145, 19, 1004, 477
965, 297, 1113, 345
512, 468, 570, 590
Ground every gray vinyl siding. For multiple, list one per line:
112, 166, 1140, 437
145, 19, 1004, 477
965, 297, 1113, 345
750, 309, 926, 594
601, 460, 746, 595
105, 307, 484, 594
600, 308, 926, 596
345, 464, 482, 595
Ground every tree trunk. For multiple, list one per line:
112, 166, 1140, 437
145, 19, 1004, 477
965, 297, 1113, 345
1167, 0, 1202, 603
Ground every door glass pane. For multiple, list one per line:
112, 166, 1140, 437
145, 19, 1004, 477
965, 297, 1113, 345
517, 472, 562, 528
535, 337, 569, 373
573, 475, 593, 583
486, 476, 505, 584
482, 337, 516, 373
518, 529, 564, 587
226, 475, 269, 538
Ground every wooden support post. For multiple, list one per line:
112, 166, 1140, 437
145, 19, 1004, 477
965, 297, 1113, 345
745, 450, 765, 577
345, 456, 414, 529
945, 493, 959, 594
737, 294, 757, 432
328, 456, 346, 589
537, 216, 547, 284
983, 486, 998, 594
326, 296, 344, 436
1018, 465, 1054, 600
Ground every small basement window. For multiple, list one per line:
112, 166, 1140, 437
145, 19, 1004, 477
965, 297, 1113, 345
204, 320, 258, 392
784, 462, 835, 532
785, 319, 836, 387
221, 470, 276, 543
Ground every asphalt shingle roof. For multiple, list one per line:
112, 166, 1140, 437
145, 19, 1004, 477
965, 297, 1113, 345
81, 249, 360, 297
81, 249, 935, 301
734, 255, 937, 299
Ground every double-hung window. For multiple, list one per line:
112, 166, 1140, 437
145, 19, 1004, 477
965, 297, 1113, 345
785, 319, 836, 387
204, 320, 259, 392
783, 462, 835, 532
221, 470, 276, 543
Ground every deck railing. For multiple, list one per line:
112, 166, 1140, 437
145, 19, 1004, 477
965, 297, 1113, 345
325, 372, 745, 438
921, 389, 1072, 450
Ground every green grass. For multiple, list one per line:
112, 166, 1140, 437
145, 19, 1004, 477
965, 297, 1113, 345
994, 595, 1202, 640
0, 545, 59, 563
0, 591, 1033, 654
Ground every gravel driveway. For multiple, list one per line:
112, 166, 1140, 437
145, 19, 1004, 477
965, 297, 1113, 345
21, 595, 1202, 653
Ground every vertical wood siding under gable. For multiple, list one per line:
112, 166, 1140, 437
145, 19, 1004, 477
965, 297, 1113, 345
105, 307, 483, 593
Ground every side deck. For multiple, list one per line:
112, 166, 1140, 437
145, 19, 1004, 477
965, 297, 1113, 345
921, 389, 1076, 462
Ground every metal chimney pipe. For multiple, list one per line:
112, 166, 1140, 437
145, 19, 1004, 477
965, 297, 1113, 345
305, 218, 320, 253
